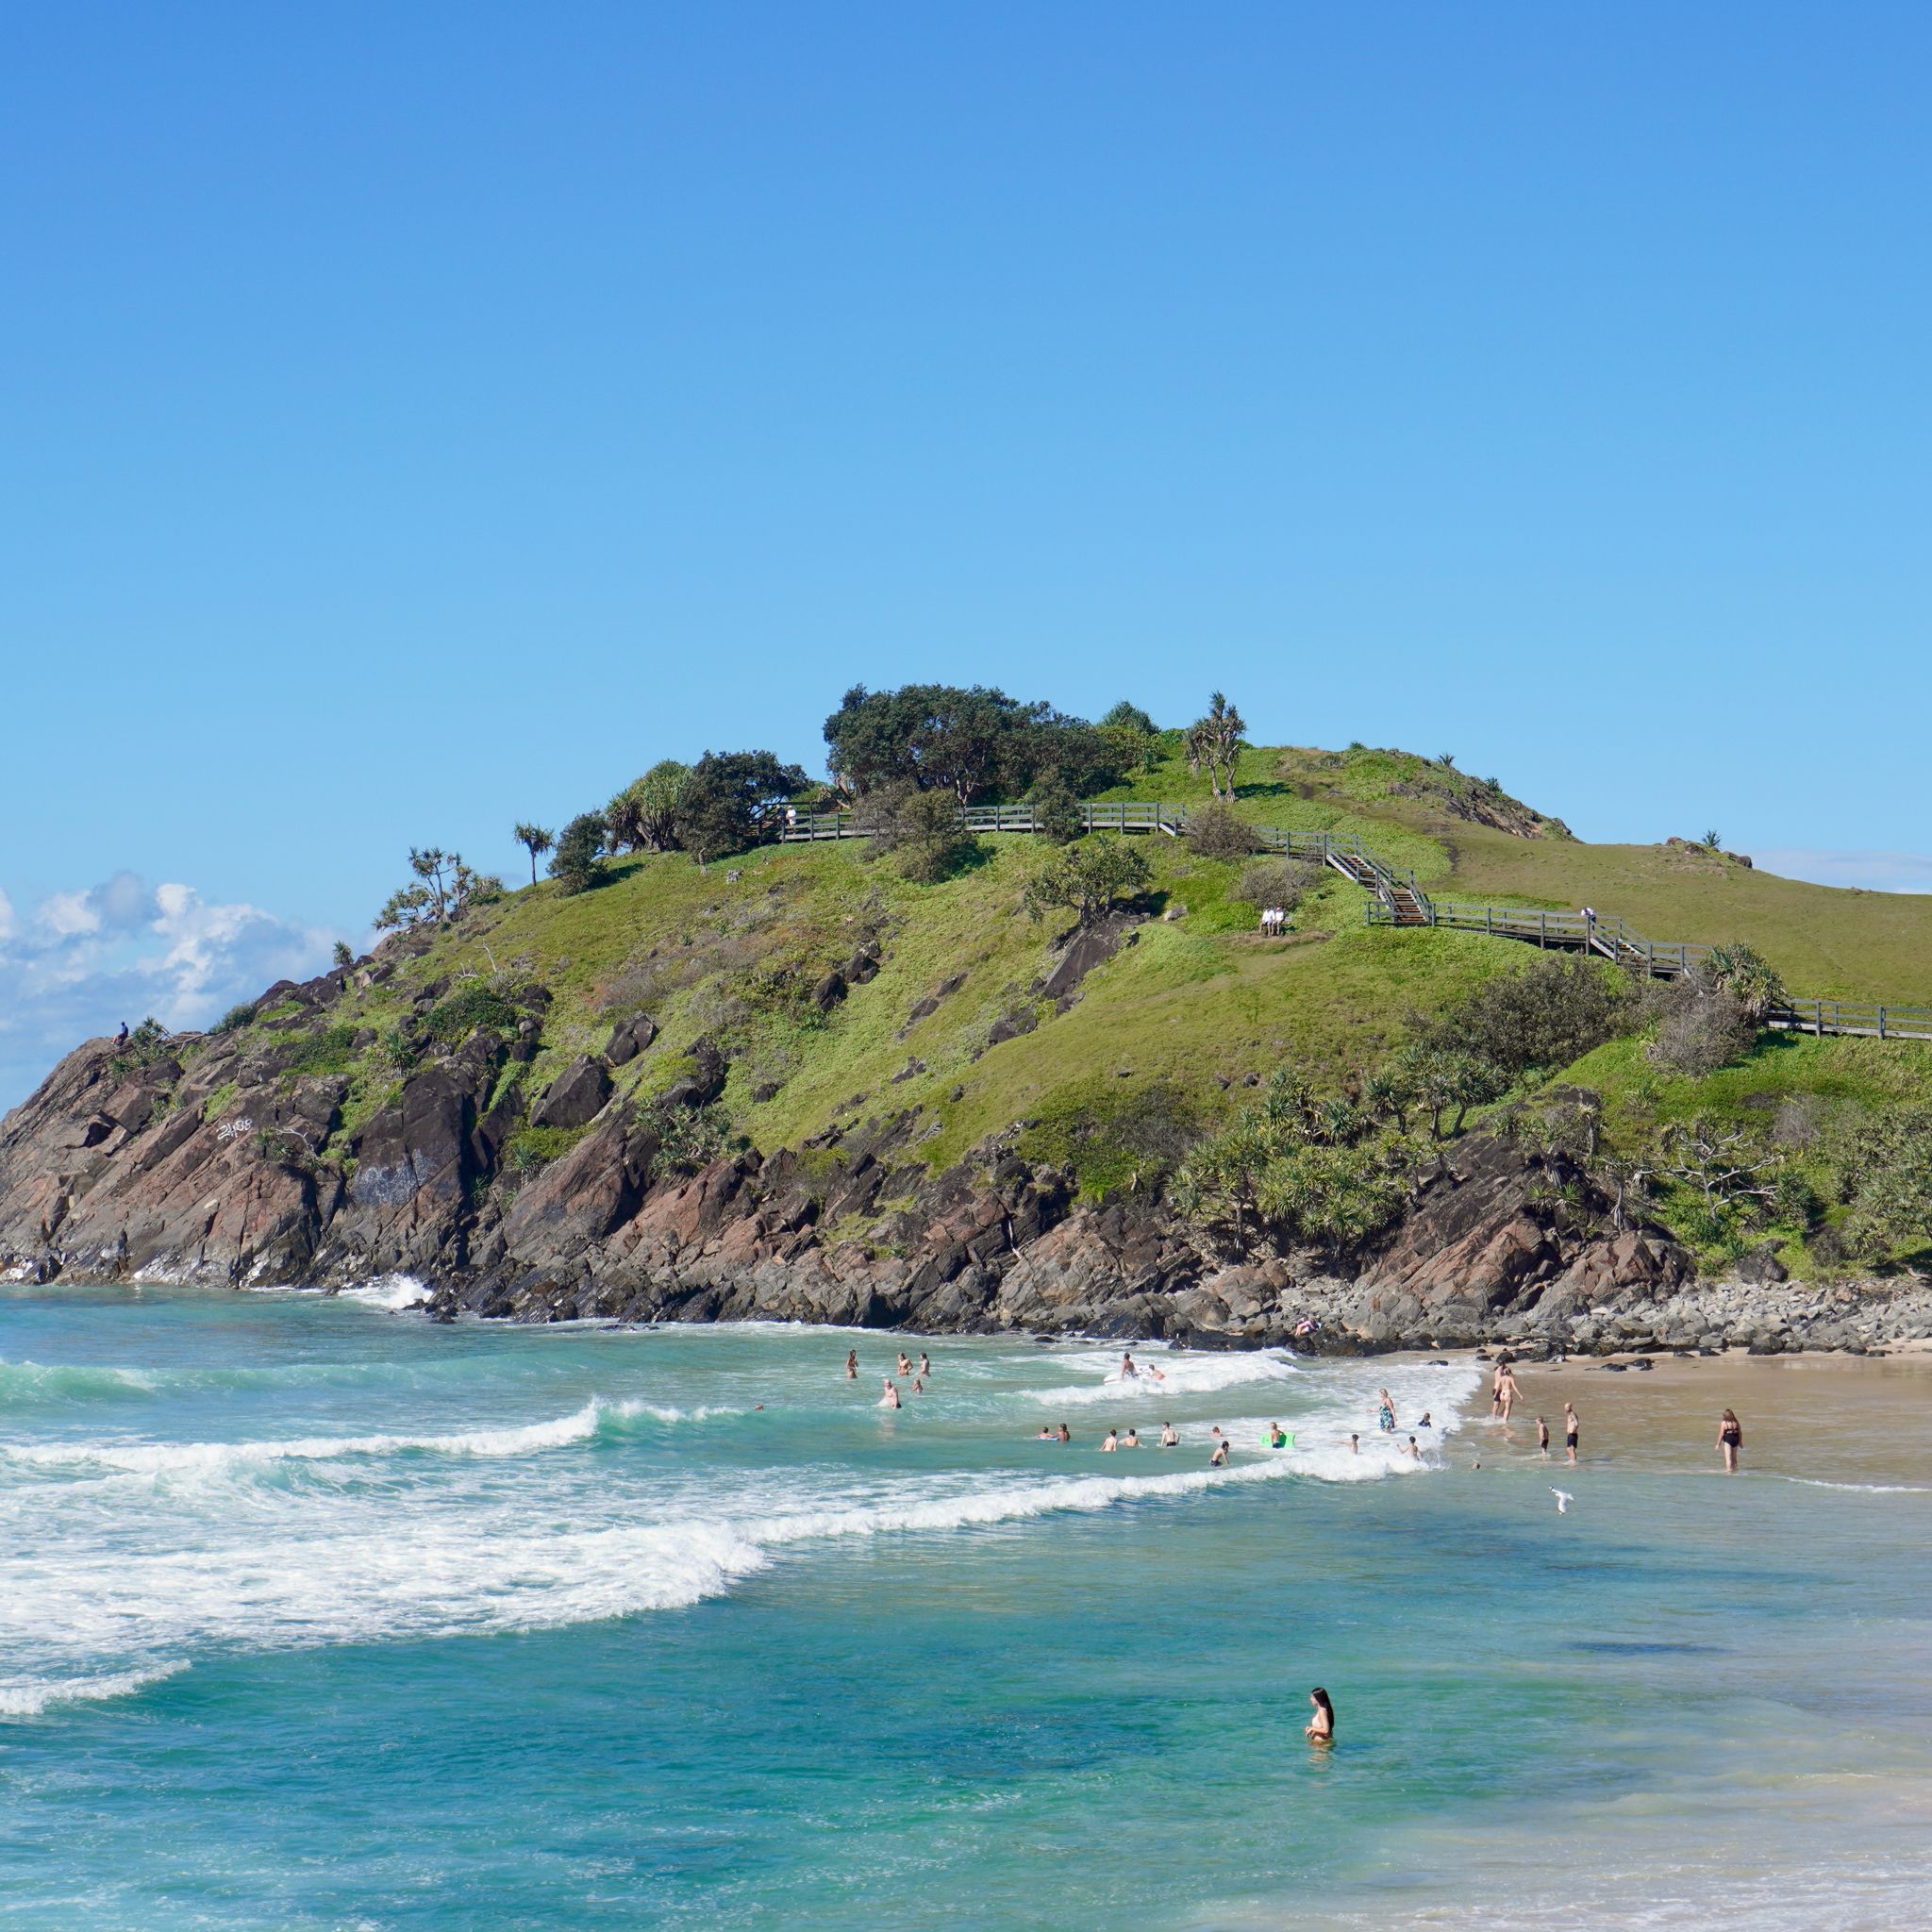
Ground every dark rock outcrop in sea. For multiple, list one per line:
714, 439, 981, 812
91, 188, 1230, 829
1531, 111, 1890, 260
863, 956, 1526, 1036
4, 1010, 1925, 1355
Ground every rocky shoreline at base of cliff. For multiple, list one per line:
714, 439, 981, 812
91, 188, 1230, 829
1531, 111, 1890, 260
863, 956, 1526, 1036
4, 1018, 1927, 1358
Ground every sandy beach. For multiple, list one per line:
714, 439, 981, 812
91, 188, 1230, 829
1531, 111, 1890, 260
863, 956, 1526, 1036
1431, 1342, 1932, 1486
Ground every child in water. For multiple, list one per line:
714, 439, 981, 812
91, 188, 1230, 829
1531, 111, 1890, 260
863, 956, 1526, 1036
1209, 1438, 1229, 1467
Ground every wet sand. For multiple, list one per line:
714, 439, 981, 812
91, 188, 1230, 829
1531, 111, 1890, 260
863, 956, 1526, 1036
1437, 1344, 1932, 1486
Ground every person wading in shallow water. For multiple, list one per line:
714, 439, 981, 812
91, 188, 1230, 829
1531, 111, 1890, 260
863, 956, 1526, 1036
1717, 1408, 1744, 1473
844, 1350, 858, 1380
1305, 1687, 1335, 1745
1563, 1401, 1580, 1466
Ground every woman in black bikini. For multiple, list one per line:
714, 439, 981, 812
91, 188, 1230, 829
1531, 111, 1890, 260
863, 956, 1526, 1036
1717, 1407, 1743, 1473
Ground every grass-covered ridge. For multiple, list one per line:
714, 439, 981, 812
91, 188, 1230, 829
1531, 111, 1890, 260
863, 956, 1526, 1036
185, 727, 1932, 1286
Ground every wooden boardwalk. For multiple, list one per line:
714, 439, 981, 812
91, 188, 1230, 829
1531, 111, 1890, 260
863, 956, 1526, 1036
766, 802, 1932, 1042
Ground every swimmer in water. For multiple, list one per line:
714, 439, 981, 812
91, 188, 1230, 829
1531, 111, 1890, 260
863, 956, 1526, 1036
1306, 1687, 1335, 1744
1266, 1424, 1288, 1448
1120, 1353, 1139, 1380
1209, 1438, 1229, 1467
1417, 1411, 1432, 1429
1159, 1422, 1179, 1447
1377, 1390, 1396, 1433
1102, 1428, 1118, 1452
845, 1349, 858, 1379
1057, 1423, 1071, 1444
1123, 1427, 1141, 1448
1536, 1416, 1550, 1459
1404, 1436, 1421, 1459
919, 1352, 931, 1376
1037, 1426, 1054, 1440
1717, 1407, 1743, 1473
897, 1352, 913, 1376
1145, 1362, 1166, 1384
879, 1379, 901, 1410
911, 1376, 924, 1394
1348, 1433, 1359, 1454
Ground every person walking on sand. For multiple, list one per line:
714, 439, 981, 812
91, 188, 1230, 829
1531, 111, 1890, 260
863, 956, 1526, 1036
1537, 1416, 1550, 1459
1563, 1401, 1579, 1466
1305, 1688, 1335, 1745
845, 1349, 858, 1380
1717, 1407, 1743, 1473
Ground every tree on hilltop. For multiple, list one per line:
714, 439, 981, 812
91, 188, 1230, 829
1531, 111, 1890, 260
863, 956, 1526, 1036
675, 750, 808, 865
548, 813, 608, 895
512, 822, 555, 884
1023, 836, 1151, 927
1184, 691, 1247, 799
376, 847, 498, 930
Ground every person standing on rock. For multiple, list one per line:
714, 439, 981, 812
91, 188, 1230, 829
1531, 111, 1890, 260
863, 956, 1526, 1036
1717, 1408, 1743, 1473
1563, 1401, 1580, 1466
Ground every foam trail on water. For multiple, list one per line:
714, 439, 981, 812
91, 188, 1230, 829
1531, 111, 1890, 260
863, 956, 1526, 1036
0, 1663, 187, 1718
1029, 1347, 1302, 1407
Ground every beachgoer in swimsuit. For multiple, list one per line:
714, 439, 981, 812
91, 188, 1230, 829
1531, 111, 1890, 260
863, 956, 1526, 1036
1348, 1433, 1359, 1454
1123, 1428, 1140, 1448
1057, 1423, 1071, 1444
1563, 1401, 1579, 1465
1717, 1408, 1743, 1473
1491, 1364, 1505, 1419
918, 1353, 931, 1377
1037, 1426, 1054, 1440
1159, 1422, 1179, 1447
1209, 1438, 1229, 1467
880, 1379, 901, 1410
1102, 1428, 1118, 1453
1120, 1353, 1139, 1380
1146, 1363, 1166, 1384
911, 1376, 924, 1394
1405, 1436, 1421, 1459
1537, 1416, 1550, 1458
845, 1349, 858, 1380
897, 1352, 912, 1376
1306, 1687, 1335, 1744
1267, 1424, 1287, 1448
1377, 1391, 1395, 1433
1497, 1363, 1523, 1423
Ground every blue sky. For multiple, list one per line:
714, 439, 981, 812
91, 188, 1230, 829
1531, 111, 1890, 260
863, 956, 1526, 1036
2, 2, 1928, 1104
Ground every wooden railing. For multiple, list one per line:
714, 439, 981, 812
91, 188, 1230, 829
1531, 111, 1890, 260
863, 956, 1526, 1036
761, 800, 1925, 1042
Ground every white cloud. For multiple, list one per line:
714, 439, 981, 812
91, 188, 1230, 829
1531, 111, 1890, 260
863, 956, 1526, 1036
1754, 848, 1932, 895
0, 871, 343, 1111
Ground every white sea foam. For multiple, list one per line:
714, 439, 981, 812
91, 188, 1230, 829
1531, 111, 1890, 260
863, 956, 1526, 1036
0, 1662, 186, 1718
334, 1274, 431, 1312
1027, 1346, 1303, 1407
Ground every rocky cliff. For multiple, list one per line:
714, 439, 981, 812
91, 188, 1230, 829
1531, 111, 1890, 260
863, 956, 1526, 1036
4, 962, 1921, 1355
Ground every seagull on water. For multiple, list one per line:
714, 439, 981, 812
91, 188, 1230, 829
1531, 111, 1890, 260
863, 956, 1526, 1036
1551, 1489, 1574, 1514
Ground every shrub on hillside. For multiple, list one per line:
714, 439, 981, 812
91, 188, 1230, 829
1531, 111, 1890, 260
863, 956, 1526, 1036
1185, 799, 1259, 859
1236, 856, 1316, 912
1025, 773, 1084, 845
858, 780, 975, 882
1644, 978, 1756, 1076
1822, 1103, 1932, 1260
425, 985, 521, 1041
675, 750, 808, 864
548, 812, 609, 895
1418, 956, 1638, 1082
1023, 837, 1151, 927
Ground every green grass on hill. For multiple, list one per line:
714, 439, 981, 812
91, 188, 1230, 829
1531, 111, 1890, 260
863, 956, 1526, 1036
190, 739, 1931, 1263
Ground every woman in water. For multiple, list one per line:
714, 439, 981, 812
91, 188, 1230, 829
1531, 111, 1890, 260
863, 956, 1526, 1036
1377, 1390, 1396, 1432
1056, 1423, 1071, 1443
1123, 1427, 1141, 1448
1102, 1428, 1119, 1453
1306, 1687, 1335, 1745
1717, 1407, 1743, 1473
845, 1349, 858, 1379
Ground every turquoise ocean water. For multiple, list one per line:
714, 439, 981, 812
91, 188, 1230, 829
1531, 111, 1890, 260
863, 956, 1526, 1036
3, 1283, 1929, 1929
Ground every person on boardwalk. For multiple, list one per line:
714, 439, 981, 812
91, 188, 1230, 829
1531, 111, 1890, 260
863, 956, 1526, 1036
1717, 1408, 1743, 1473
1305, 1688, 1335, 1745
1563, 1401, 1579, 1466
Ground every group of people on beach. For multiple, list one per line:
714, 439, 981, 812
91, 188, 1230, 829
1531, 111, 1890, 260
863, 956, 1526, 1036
1487, 1357, 1746, 1471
